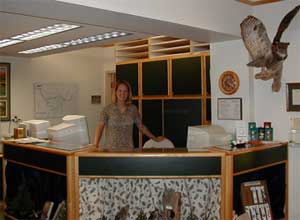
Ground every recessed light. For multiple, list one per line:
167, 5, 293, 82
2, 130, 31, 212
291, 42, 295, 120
0, 39, 23, 48
11, 24, 80, 41
19, 31, 131, 54
0, 23, 80, 49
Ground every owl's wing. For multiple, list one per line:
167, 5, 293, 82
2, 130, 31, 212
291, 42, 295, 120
241, 16, 272, 67
273, 5, 300, 43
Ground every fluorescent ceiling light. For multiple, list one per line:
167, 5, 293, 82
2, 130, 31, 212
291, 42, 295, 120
0, 39, 23, 48
0, 24, 80, 48
19, 31, 131, 54
11, 24, 80, 41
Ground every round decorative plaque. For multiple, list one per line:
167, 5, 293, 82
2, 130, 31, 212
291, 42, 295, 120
219, 71, 240, 95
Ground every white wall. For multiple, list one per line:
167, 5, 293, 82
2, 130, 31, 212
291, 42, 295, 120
211, 40, 251, 134
210, 0, 299, 141
252, 1, 300, 141
0, 47, 115, 141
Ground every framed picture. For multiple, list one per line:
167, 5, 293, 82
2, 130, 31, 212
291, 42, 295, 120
91, 95, 101, 104
287, 83, 300, 111
217, 98, 242, 120
0, 63, 11, 121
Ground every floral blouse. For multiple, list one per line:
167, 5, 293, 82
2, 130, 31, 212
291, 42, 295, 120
99, 103, 141, 148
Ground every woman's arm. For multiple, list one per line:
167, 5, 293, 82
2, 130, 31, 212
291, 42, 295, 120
136, 122, 164, 142
93, 121, 105, 148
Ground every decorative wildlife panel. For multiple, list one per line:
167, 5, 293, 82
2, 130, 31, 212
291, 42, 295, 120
79, 178, 221, 220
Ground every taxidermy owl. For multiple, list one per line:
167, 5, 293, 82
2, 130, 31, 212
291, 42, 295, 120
240, 5, 299, 92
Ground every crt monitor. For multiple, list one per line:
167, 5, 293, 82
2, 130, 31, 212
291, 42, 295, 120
48, 115, 90, 146
186, 125, 232, 151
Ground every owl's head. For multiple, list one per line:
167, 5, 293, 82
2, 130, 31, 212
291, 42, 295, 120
272, 42, 289, 61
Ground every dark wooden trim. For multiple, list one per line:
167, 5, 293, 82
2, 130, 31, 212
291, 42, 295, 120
3, 144, 66, 174
79, 156, 221, 176
234, 145, 287, 173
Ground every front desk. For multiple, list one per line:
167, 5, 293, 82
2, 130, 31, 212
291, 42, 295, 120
2, 141, 288, 220
74, 149, 226, 220
211, 143, 288, 220
2, 141, 93, 220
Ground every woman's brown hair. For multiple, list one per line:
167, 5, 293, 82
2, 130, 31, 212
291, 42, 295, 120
113, 80, 132, 105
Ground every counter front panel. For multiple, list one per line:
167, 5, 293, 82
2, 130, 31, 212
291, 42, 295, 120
79, 156, 221, 176
4, 144, 66, 174
234, 145, 287, 173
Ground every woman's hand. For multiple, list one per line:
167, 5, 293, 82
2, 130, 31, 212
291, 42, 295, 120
153, 136, 165, 142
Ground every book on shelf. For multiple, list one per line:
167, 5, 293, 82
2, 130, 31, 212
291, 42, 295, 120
52, 200, 66, 220
40, 201, 54, 220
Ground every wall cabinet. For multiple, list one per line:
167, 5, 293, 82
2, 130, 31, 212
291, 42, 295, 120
142, 60, 168, 95
116, 63, 139, 96
142, 100, 163, 144
140, 99, 202, 147
171, 56, 202, 95
164, 99, 202, 147
132, 100, 139, 148
205, 56, 211, 95
116, 36, 210, 147
115, 35, 209, 63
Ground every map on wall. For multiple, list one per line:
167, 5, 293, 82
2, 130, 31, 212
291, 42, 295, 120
34, 83, 79, 119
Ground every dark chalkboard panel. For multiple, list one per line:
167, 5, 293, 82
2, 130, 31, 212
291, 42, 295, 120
206, 98, 211, 122
164, 99, 202, 147
172, 56, 202, 95
132, 100, 139, 148
4, 144, 66, 173
116, 63, 139, 96
79, 156, 222, 176
142, 60, 168, 95
142, 100, 163, 144
205, 56, 211, 95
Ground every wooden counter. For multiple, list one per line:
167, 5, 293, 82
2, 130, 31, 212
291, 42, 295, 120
2, 141, 288, 220
210, 142, 288, 220
74, 149, 226, 220
2, 140, 94, 220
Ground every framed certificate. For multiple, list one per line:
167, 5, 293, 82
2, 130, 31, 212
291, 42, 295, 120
287, 83, 300, 111
217, 98, 242, 120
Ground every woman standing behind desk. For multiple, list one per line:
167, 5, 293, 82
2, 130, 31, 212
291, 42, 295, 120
94, 80, 164, 149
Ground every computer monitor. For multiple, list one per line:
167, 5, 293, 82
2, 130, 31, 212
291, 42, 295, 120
48, 115, 90, 146
21, 120, 50, 139
186, 125, 232, 151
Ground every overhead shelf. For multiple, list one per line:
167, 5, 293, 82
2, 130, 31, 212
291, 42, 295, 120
117, 38, 148, 47
191, 41, 210, 53
116, 44, 148, 53
115, 36, 209, 62
151, 45, 190, 56
151, 39, 189, 47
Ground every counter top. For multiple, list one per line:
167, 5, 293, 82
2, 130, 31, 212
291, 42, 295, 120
2, 140, 95, 156
210, 141, 287, 155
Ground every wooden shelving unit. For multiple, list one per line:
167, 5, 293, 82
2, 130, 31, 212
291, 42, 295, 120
115, 39, 149, 62
115, 36, 211, 147
115, 35, 209, 62
191, 41, 210, 53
